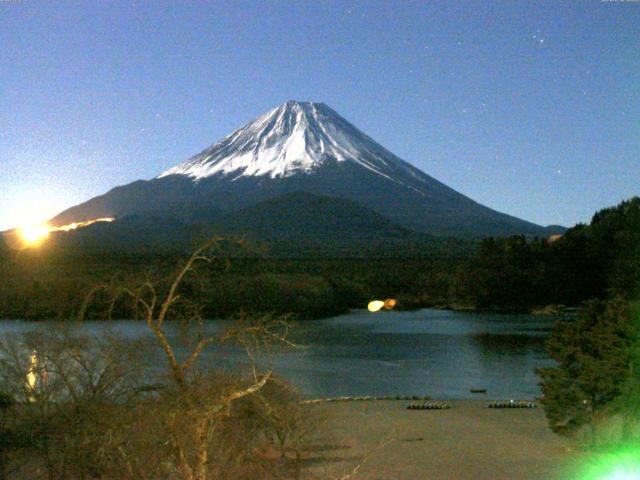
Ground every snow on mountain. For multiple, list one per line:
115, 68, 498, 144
158, 101, 412, 183
51, 100, 558, 238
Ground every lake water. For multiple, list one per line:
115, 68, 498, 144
0, 309, 557, 399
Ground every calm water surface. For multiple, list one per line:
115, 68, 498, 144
0, 309, 557, 399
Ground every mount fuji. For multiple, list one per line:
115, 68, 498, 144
51, 101, 559, 238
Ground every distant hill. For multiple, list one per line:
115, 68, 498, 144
40, 192, 472, 258
218, 192, 410, 240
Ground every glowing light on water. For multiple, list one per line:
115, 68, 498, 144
368, 299, 398, 312
26, 351, 37, 400
368, 300, 385, 312
384, 298, 397, 310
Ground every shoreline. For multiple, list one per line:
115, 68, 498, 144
301, 395, 538, 404
412, 303, 579, 316
304, 399, 577, 480
0, 302, 581, 322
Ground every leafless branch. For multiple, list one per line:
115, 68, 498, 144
180, 337, 216, 373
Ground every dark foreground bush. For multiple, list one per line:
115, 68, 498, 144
0, 329, 311, 480
1, 239, 314, 480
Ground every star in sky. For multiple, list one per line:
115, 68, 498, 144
532, 29, 545, 45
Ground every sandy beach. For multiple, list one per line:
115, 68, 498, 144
303, 399, 578, 480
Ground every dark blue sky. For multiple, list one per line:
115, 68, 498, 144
1, 1, 638, 230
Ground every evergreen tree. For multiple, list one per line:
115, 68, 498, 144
537, 298, 636, 442
613, 302, 640, 442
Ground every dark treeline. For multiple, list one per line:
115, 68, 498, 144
0, 251, 466, 320
454, 197, 640, 311
1, 197, 638, 320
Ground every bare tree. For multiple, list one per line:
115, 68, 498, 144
0, 326, 149, 479
79, 238, 303, 480
1, 238, 385, 480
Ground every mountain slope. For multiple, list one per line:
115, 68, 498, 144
217, 192, 411, 240
44, 193, 468, 258
51, 101, 559, 237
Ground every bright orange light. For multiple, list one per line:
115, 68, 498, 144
7, 217, 115, 250
384, 298, 397, 310
55, 217, 114, 232
18, 224, 50, 247
547, 234, 562, 243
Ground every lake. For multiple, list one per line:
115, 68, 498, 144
0, 309, 558, 399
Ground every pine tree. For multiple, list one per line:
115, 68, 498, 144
537, 298, 635, 443
614, 302, 640, 442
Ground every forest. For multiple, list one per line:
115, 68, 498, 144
0, 197, 638, 321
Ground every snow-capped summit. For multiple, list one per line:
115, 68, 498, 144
159, 101, 406, 182
51, 101, 558, 238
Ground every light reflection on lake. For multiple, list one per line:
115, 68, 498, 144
0, 309, 558, 399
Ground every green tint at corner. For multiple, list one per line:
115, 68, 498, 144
570, 446, 640, 480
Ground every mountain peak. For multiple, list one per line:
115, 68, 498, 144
278, 100, 330, 112
158, 101, 400, 181
52, 102, 551, 238
281, 99, 323, 107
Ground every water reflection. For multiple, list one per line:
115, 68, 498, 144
26, 350, 39, 402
